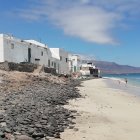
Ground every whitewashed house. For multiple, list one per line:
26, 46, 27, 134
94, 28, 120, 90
0, 34, 70, 74
25, 40, 61, 73
50, 48, 69, 74
80, 62, 100, 77
68, 54, 81, 73
0, 34, 51, 67
0, 34, 30, 63
24, 40, 52, 66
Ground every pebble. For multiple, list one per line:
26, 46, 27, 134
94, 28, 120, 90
0, 76, 81, 139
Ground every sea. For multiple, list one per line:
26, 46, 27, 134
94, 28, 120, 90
102, 73, 140, 96
103, 73, 140, 87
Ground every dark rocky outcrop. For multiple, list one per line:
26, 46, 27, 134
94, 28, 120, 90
0, 75, 81, 140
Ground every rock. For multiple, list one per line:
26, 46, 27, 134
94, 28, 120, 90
32, 133, 44, 138
14, 132, 21, 135
48, 126, 55, 132
15, 135, 33, 140
0, 122, 6, 127
69, 126, 74, 129
0, 74, 81, 139
46, 132, 53, 137
57, 127, 64, 132
27, 128, 34, 135
54, 133, 60, 138
34, 123, 42, 128
4, 127, 11, 133
0, 115, 4, 120
0, 131, 5, 138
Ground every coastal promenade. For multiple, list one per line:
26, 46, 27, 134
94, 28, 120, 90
60, 79, 140, 140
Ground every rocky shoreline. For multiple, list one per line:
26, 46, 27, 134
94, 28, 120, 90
0, 72, 81, 140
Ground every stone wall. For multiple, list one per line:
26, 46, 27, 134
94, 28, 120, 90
0, 62, 37, 72
44, 67, 56, 75
8, 62, 37, 72
0, 61, 9, 71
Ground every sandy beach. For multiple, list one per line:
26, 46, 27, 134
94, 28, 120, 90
60, 78, 140, 140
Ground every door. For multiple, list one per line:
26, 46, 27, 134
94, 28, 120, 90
28, 48, 31, 63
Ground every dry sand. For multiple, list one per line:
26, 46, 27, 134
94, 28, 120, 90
59, 79, 140, 140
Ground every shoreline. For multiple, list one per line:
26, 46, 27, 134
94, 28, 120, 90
103, 77, 140, 97
59, 78, 140, 140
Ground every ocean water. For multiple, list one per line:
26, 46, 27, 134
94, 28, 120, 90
103, 73, 140, 96
103, 73, 140, 87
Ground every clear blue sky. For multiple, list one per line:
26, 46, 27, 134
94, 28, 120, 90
0, 0, 140, 67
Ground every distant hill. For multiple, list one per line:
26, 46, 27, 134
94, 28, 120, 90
82, 60, 140, 74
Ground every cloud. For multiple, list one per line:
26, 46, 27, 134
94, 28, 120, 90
14, 0, 140, 45
49, 6, 121, 44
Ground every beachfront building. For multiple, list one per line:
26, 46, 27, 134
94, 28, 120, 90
0, 34, 30, 63
0, 33, 79, 74
0, 34, 66, 74
68, 54, 81, 73
24, 40, 52, 66
80, 62, 100, 77
50, 48, 69, 74
0, 34, 51, 66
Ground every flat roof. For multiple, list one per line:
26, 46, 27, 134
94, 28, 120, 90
25, 40, 48, 48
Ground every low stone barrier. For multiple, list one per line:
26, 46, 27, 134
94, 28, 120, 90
0, 61, 9, 71
44, 67, 56, 75
0, 62, 37, 72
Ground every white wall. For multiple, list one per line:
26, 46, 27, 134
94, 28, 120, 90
3, 37, 28, 63
68, 55, 81, 73
0, 35, 4, 62
29, 44, 50, 67
1, 34, 69, 74
25, 40, 51, 67
50, 48, 69, 74
2, 36, 51, 67
49, 48, 60, 73
59, 49, 69, 74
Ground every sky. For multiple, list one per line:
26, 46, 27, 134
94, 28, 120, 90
0, 0, 140, 67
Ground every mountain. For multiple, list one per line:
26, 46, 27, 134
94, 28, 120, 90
82, 60, 140, 74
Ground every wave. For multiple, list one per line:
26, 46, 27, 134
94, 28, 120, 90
103, 74, 140, 88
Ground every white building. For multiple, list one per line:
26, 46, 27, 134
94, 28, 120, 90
25, 40, 61, 73
68, 54, 81, 73
50, 48, 69, 74
80, 63, 99, 77
0, 34, 51, 67
24, 40, 51, 66
0, 34, 70, 74
0, 34, 30, 63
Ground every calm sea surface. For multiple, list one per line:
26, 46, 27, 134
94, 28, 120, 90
103, 73, 140, 87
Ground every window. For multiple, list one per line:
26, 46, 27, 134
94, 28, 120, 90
60, 56, 62, 61
41, 51, 43, 56
35, 58, 40, 61
66, 58, 68, 63
48, 60, 50, 67
44, 48, 48, 52
54, 62, 56, 69
11, 43, 14, 49
52, 61, 54, 66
